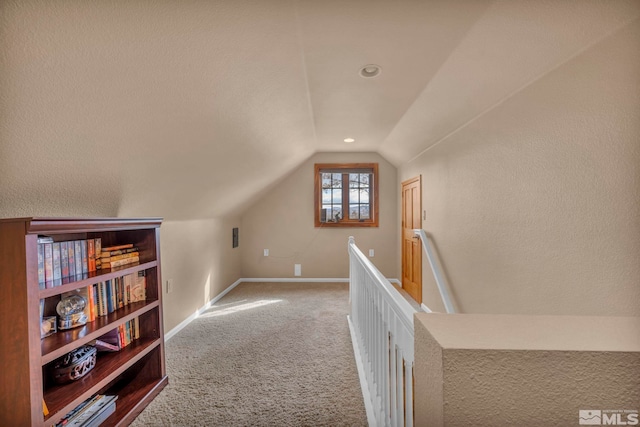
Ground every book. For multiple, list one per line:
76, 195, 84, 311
87, 239, 96, 272
60, 241, 69, 278
93, 338, 120, 352
130, 270, 146, 302
100, 247, 139, 258
94, 238, 101, 262
83, 396, 117, 427
105, 280, 113, 314
98, 328, 122, 348
74, 240, 84, 279
87, 285, 96, 322
65, 395, 117, 427
96, 282, 104, 317
81, 240, 88, 274
55, 394, 102, 427
43, 242, 54, 288
101, 252, 139, 263
101, 243, 134, 252
68, 240, 76, 277
37, 243, 45, 289
52, 242, 62, 286
102, 256, 139, 269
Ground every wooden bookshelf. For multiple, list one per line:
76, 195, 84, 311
0, 218, 168, 426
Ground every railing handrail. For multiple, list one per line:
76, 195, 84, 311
348, 237, 417, 329
413, 229, 456, 314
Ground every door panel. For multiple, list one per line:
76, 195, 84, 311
401, 176, 422, 304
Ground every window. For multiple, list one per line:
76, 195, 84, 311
314, 163, 379, 227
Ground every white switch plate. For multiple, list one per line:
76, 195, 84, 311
166, 279, 173, 293
294, 264, 301, 276
369, 249, 375, 257
264, 249, 269, 257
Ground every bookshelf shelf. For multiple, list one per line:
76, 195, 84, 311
41, 301, 160, 364
43, 338, 161, 423
38, 261, 158, 299
0, 217, 167, 426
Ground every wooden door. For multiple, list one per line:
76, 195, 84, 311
401, 176, 422, 304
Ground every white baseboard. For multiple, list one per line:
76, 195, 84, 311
164, 278, 243, 341
164, 277, 402, 341
347, 315, 376, 427
421, 303, 433, 313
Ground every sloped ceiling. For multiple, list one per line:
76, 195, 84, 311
0, 0, 638, 220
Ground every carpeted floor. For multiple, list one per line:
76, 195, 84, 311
131, 282, 368, 427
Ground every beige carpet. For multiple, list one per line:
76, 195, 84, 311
131, 282, 367, 426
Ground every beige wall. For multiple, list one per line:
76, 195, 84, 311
241, 152, 398, 279
399, 19, 640, 315
160, 218, 242, 332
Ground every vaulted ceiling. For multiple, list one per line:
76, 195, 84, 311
1, 1, 638, 220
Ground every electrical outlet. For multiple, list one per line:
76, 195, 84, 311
264, 249, 269, 257
423, 210, 426, 220
294, 264, 301, 276
369, 249, 375, 257
166, 279, 173, 294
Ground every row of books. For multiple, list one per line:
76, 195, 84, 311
93, 319, 141, 352
37, 237, 141, 289
62, 271, 147, 323
55, 394, 117, 427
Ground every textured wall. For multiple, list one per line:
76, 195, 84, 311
400, 18, 640, 315
160, 218, 241, 332
415, 313, 640, 427
241, 152, 398, 279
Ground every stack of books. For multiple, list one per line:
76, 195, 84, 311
37, 238, 141, 290
55, 394, 117, 427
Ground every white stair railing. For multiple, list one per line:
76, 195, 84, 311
413, 229, 456, 314
347, 236, 417, 427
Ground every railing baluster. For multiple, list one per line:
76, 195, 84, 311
348, 237, 417, 427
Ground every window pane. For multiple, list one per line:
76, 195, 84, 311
360, 173, 370, 187
332, 189, 342, 203
360, 205, 370, 219
349, 173, 359, 188
349, 189, 360, 204
322, 174, 331, 189
332, 173, 342, 188
349, 204, 360, 220
360, 189, 369, 203
322, 189, 331, 203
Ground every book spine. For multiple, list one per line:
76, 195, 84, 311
94, 238, 101, 261
101, 252, 140, 263
97, 282, 105, 317
87, 285, 95, 322
73, 241, 83, 279
81, 240, 88, 274
101, 243, 134, 252
67, 241, 76, 277
87, 239, 96, 272
102, 256, 140, 269
60, 241, 69, 278
134, 316, 140, 340
44, 243, 53, 288
52, 242, 62, 286
100, 247, 139, 258
37, 243, 45, 289
105, 280, 113, 313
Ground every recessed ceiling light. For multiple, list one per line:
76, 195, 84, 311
344, 138, 355, 143
359, 64, 381, 78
